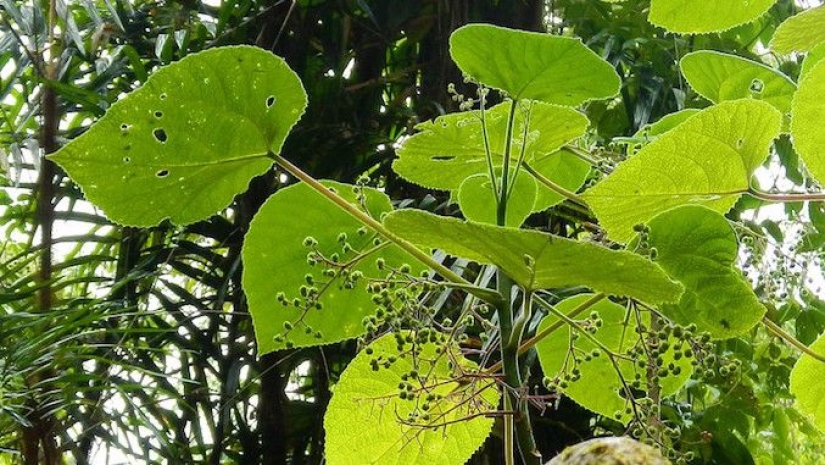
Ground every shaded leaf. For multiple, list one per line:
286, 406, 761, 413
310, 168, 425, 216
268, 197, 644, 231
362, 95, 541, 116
383, 210, 682, 304
583, 100, 781, 243
450, 24, 620, 106
647, 205, 765, 338
324, 333, 498, 465
49, 46, 307, 226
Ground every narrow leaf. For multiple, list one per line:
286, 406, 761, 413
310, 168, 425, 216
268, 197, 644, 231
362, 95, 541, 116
583, 100, 782, 243
324, 333, 498, 465
383, 210, 682, 304
49, 46, 307, 226
450, 24, 620, 106
648, 205, 765, 338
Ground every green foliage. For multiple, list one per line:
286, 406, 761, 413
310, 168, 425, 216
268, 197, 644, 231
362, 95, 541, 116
770, 5, 825, 53
449, 24, 621, 105
324, 333, 498, 465
383, 209, 682, 303
49, 46, 307, 226
648, 0, 778, 33
584, 100, 782, 243
790, 332, 825, 433
791, 61, 825, 185
648, 206, 766, 338
458, 169, 537, 227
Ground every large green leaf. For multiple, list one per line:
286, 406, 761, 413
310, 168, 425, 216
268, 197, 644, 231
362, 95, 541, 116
583, 100, 782, 243
680, 51, 795, 126
770, 5, 825, 54
648, 0, 777, 34
324, 333, 498, 465
242, 181, 424, 354
647, 206, 765, 339
49, 46, 307, 226
801, 42, 825, 80
383, 210, 682, 304
791, 61, 825, 185
449, 24, 620, 106
393, 100, 588, 193
790, 331, 825, 433
536, 295, 692, 420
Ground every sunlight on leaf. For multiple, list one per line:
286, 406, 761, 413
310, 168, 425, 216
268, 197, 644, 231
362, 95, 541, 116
242, 181, 424, 354
648, 206, 765, 339
790, 331, 825, 433
680, 51, 795, 129
450, 24, 620, 106
536, 295, 692, 420
648, 0, 777, 34
383, 210, 682, 304
457, 170, 536, 227
771, 5, 825, 54
583, 100, 782, 243
324, 333, 498, 465
49, 46, 307, 226
791, 61, 825, 186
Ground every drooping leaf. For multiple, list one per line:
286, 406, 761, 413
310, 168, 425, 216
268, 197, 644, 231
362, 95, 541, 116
790, 331, 825, 433
648, 0, 777, 34
583, 100, 782, 243
324, 333, 499, 465
791, 61, 825, 185
383, 210, 682, 304
49, 46, 307, 226
535, 295, 693, 420
680, 51, 795, 127
449, 24, 620, 106
647, 205, 765, 338
393, 100, 588, 192
770, 5, 825, 54
242, 181, 424, 354
457, 170, 537, 227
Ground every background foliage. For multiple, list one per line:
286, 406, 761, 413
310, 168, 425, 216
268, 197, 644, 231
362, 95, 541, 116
1, 0, 823, 464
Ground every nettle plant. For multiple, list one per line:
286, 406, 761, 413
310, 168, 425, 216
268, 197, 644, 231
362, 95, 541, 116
50, 3, 825, 465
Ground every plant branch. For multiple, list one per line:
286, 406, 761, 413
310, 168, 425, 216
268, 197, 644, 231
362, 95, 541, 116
497, 100, 518, 225
762, 316, 825, 364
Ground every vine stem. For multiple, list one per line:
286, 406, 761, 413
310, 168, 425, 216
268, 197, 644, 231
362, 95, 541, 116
762, 316, 825, 363
270, 153, 504, 307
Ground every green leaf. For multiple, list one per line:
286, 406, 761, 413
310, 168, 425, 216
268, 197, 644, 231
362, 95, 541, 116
770, 5, 825, 54
530, 149, 592, 212
242, 181, 424, 354
449, 24, 620, 106
383, 210, 682, 304
583, 100, 782, 243
647, 205, 765, 339
801, 42, 825, 80
457, 170, 537, 227
637, 109, 701, 139
536, 295, 692, 420
393, 100, 588, 192
648, 0, 777, 34
324, 333, 498, 465
790, 331, 825, 433
791, 61, 825, 185
680, 51, 795, 127
49, 46, 307, 226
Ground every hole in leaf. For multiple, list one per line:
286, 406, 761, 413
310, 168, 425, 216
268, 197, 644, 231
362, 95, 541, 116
266, 96, 276, 108
736, 138, 744, 149
120, 123, 130, 130
123, 156, 131, 163
153, 128, 168, 143
154, 110, 163, 118
159, 93, 167, 100
749, 78, 764, 94
431, 156, 456, 161
156, 169, 169, 178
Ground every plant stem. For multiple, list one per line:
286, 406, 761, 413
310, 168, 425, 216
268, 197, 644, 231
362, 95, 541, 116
497, 100, 518, 225
522, 161, 585, 205
762, 316, 825, 363
271, 154, 504, 307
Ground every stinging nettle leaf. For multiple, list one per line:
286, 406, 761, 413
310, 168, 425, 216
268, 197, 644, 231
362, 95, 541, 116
324, 333, 499, 465
791, 61, 825, 186
680, 51, 795, 128
449, 24, 620, 106
242, 181, 424, 354
647, 205, 765, 339
583, 100, 782, 243
393, 100, 589, 194
770, 5, 825, 54
49, 46, 307, 226
648, 0, 777, 34
383, 210, 682, 305
790, 331, 825, 433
